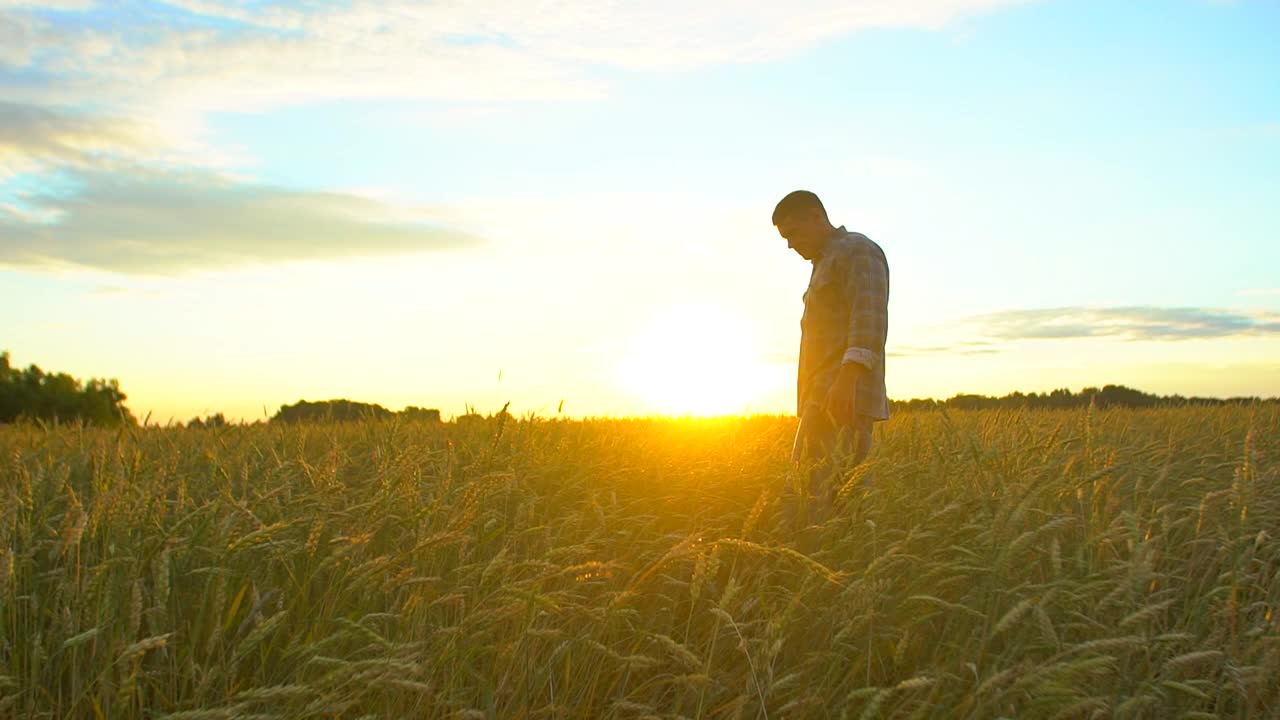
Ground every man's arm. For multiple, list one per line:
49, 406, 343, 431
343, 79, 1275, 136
825, 241, 888, 423
842, 242, 889, 373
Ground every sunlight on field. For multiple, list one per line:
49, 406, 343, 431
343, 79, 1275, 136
2, 406, 1277, 717
616, 301, 776, 416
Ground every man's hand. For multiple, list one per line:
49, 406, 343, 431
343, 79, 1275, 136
825, 362, 867, 425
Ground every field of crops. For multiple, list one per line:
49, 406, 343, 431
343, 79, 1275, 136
2, 406, 1277, 719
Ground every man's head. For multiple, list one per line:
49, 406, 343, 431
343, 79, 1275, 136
773, 190, 834, 261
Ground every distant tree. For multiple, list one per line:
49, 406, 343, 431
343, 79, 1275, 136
888, 384, 1271, 413
401, 406, 442, 422
188, 412, 228, 428
1096, 384, 1156, 408
268, 399, 446, 424
272, 399, 394, 424
0, 351, 135, 425
948, 393, 999, 411
1047, 388, 1075, 409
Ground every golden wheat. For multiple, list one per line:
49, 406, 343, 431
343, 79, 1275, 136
0, 406, 1274, 718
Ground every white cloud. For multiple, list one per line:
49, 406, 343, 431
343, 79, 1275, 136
966, 306, 1280, 341
2, 0, 1031, 112
0, 0, 95, 8
0, 101, 243, 189
0, 166, 482, 273
0, 0, 1036, 171
0, 11, 36, 67
888, 306, 1280, 358
0, 0, 1031, 273
0, 102, 145, 177
0, 5, 603, 114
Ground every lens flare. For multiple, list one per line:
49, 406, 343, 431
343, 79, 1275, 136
616, 301, 774, 416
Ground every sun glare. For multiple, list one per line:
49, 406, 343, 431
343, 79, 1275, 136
616, 302, 775, 416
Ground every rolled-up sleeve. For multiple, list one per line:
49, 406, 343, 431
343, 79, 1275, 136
842, 244, 889, 371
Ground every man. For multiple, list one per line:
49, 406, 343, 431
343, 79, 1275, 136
773, 190, 889, 514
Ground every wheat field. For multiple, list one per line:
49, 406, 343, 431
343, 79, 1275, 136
1, 406, 1277, 719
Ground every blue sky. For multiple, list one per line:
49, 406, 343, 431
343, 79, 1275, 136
1, 0, 1277, 421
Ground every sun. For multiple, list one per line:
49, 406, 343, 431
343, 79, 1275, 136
616, 301, 775, 416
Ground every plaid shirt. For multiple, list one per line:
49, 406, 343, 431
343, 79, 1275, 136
797, 226, 890, 421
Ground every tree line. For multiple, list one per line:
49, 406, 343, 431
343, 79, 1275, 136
890, 384, 1276, 412
0, 352, 135, 426
2, 351, 1275, 426
272, 399, 442, 424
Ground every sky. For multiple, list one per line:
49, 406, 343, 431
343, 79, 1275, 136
2, 0, 1278, 422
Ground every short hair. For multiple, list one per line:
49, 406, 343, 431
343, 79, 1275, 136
772, 190, 827, 225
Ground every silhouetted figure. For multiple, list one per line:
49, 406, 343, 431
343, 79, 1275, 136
773, 191, 890, 525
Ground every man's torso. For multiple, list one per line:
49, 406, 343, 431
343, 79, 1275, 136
798, 227, 890, 421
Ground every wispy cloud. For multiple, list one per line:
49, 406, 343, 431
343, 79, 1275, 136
0, 102, 152, 179
0, 167, 482, 273
1, 3, 601, 113
0, 1, 94, 7
889, 306, 1280, 357
2, 0, 1031, 112
889, 340, 1000, 357
0, 0, 1031, 273
0, 102, 479, 274
968, 306, 1280, 341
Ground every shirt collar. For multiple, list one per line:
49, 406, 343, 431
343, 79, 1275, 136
813, 225, 846, 263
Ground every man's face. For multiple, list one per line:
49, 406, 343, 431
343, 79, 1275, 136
775, 209, 827, 261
